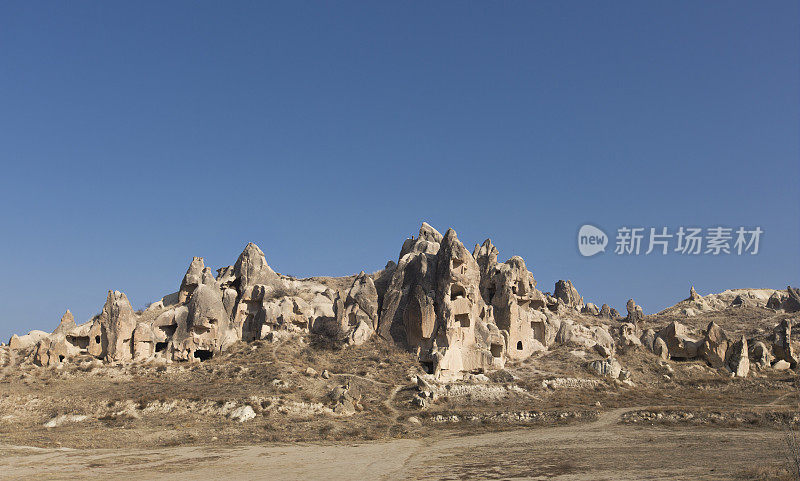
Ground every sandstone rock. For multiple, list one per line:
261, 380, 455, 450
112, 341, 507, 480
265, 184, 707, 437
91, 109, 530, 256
787, 286, 800, 312
132, 323, 155, 360
554, 280, 583, 308
594, 342, 612, 358
619, 323, 642, 348
406, 416, 422, 426
44, 414, 88, 428
653, 336, 669, 361
483, 255, 546, 359
9, 330, 49, 351
228, 405, 256, 422
556, 320, 614, 354
582, 303, 600, 316
179, 257, 205, 303
233, 243, 279, 295
93, 291, 138, 362
689, 286, 702, 302
771, 319, 797, 368
586, 358, 622, 379
173, 284, 237, 361
726, 336, 749, 378
34, 337, 72, 367
52, 310, 77, 336
730, 295, 747, 307
222, 288, 237, 317
773, 360, 791, 370
334, 272, 379, 345
767, 292, 785, 310
599, 304, 613, 319
699, 322, 729, 368
657, 321, 699, 359
625, 299, 644, 326
749, 341, 772, 370
640, 329, 656, 351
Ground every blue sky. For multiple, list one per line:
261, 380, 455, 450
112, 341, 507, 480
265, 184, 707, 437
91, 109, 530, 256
1, 1, 797, 340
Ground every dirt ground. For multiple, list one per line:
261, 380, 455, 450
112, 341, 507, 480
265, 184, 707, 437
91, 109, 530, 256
2, 306, 799, 479
1, 409, 794, 480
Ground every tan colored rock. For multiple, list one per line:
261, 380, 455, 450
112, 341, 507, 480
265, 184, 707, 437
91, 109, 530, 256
726, 336, 749, 378
749, 341, 772, 370
640, 328, 656, 351
33, 337, 72, 367
179, 257, 205, 303
619, 323, 642, 348
653, 336, 669, 361
582, 303, 600, 316
96, 291, 138, 362
699, 322, 729, 368
625, 299, 644, 326
771, 319, 796, 368
554, 280, 583, 308
171, 285, 237, 361
8, 330, 49, 351
132, 323, 155, 360
657, 321, 699, 359
52, 310, 77, 336
234, 243, 279, 295
484, 255, 545, 360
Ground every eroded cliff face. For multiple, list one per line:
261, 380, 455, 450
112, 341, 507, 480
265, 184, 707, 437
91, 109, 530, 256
7, 223, 797, 381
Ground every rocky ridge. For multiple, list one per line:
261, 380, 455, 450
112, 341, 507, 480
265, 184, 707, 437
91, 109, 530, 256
4, 223, 799, 382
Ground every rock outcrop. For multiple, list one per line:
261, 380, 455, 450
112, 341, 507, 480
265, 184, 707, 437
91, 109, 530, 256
657, 321, 699, 360
554, 280, 583, 309
726, 336, 750, 377
699, 322, 729, 368
771, 319, 797, 368
5, 222, 786, 382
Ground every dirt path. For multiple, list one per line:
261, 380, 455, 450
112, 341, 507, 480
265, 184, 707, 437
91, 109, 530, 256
0, 409, 789, 480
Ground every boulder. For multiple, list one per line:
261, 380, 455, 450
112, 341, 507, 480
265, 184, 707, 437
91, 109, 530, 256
624, 299, 644, 326
653, 336, 669, 361
586, 358, 622, 379
749, 341, 772, 370
771, 319, 797, 368
787, 286, 800, 312
582, 303, 600, 316
657, 321, 699, 359
726, 336, 749, 378
619, 323, 642, 348
767, 292, 785, 310
640, 329, 656, 351
699, 322, 729, 368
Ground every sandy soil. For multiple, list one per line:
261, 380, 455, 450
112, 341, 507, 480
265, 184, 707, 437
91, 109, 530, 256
1, 408, 791, 481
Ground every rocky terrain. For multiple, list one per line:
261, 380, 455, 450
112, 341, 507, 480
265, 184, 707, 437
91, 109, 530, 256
1, 223, 799, 480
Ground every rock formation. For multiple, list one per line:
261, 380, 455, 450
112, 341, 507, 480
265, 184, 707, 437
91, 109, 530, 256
5, 222, 792, 381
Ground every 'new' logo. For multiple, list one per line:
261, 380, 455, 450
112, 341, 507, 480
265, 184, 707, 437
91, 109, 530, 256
578, 225, 608, 257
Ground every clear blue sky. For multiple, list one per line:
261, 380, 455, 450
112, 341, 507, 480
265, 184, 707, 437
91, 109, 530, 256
1, 1, 798, 341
